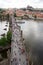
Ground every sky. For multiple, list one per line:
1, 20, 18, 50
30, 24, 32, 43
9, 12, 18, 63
0, 0, 43, 8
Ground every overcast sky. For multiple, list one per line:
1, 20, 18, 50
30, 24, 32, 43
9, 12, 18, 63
0, 0, 43, 8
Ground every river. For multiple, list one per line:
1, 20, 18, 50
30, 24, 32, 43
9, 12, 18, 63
0, 21, 9, 38
17, 20, 43, 65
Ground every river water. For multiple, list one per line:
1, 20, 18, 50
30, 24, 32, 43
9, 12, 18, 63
17, 20, 43, 65
0, 21, 9, 38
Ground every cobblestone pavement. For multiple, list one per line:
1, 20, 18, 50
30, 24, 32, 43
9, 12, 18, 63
11, 15, 29, 65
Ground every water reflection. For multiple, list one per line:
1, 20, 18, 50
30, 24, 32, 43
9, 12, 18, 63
18, 20, 43, 65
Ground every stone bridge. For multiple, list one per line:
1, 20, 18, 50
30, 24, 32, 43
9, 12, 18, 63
11, 15, 29, 65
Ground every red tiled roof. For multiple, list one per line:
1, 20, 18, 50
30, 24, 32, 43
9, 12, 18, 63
26, 11, 32, 15
16, 9, 43, 18
16, 9, 25, 16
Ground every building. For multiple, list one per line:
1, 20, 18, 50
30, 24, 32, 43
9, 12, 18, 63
16, 9, 25, 17
16, 9, 43, 19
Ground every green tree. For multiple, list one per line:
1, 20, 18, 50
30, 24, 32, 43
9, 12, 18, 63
0, 36, 7, 46
7, 31, 12, 43
0, 31, 12, 46
14, 13, 17, 17
24, 15, 29, 19
1, 51, 7, 58
34, 15, 37, 20
0, 14, 2, 20
6, 14, 9, 21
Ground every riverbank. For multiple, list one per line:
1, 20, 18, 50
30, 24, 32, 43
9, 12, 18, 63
15, 17, 43, 21
28, 18, 43, 21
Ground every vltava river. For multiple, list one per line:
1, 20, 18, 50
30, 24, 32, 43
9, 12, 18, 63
0, 21, 9, 38
18, 20, 43, 65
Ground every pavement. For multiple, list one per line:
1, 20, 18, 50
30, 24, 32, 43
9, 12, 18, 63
11, 15, 29, 65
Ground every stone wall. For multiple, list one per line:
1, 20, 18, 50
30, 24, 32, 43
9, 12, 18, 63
0, 49, 11, 65
0, 59, 9, 65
